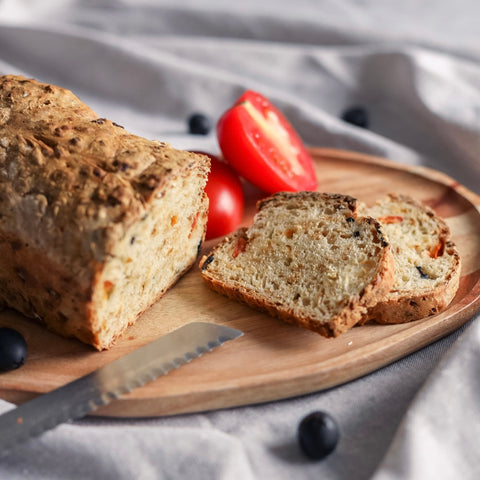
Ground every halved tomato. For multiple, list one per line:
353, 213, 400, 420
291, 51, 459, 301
217, 90, 317, 194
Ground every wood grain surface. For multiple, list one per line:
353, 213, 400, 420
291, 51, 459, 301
1, 148, 479, 417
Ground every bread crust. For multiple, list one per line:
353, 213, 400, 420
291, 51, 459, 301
200, 192, 395, 337
0, 75, 210, 349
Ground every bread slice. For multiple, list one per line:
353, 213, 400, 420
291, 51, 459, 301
359, 194, 461, 324
199, 192, 394, 337
0, 75, 210, 350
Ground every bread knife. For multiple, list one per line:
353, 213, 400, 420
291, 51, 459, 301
0, 321, 242, 457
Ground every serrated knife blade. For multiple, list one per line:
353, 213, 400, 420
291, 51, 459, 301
0, 321, 242, 457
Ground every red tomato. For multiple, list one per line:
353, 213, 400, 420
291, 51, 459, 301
217, 90, 317, 194
196, 152, 244, 240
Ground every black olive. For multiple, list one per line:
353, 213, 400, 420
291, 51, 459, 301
188, 113, 211, 135
0, 327, 28, 372
416, 266, 429, 279
298, 411, 339, 460
341, 106, 369, 129
201, 255, 215, 270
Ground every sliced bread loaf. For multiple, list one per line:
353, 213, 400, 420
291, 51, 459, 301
0, 75, 210, 350
359, 194, 461, 324
199, 192, 394, 337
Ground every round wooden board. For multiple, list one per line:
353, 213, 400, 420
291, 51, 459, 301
1, 148, 479, 417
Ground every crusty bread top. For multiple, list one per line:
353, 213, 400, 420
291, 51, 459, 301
200, 191, 394, 337
0, 75, 210, 268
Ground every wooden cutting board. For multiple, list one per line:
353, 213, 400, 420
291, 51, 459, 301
1, 148, 479, 417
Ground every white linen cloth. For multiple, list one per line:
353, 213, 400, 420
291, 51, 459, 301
0, 1, 479, 478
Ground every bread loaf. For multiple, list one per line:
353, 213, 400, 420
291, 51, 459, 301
0, 75, 210, 350
359, 194, 461, 324
199, 192, 394, 337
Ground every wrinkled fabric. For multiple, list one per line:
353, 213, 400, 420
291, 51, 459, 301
0, 1, 479, 479
372, 319, 480, 480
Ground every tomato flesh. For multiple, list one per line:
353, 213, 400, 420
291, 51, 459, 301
195, 152, 244, 240
217, 90, 317, 194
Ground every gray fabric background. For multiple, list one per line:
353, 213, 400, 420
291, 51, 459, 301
0, 1, 479, 478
